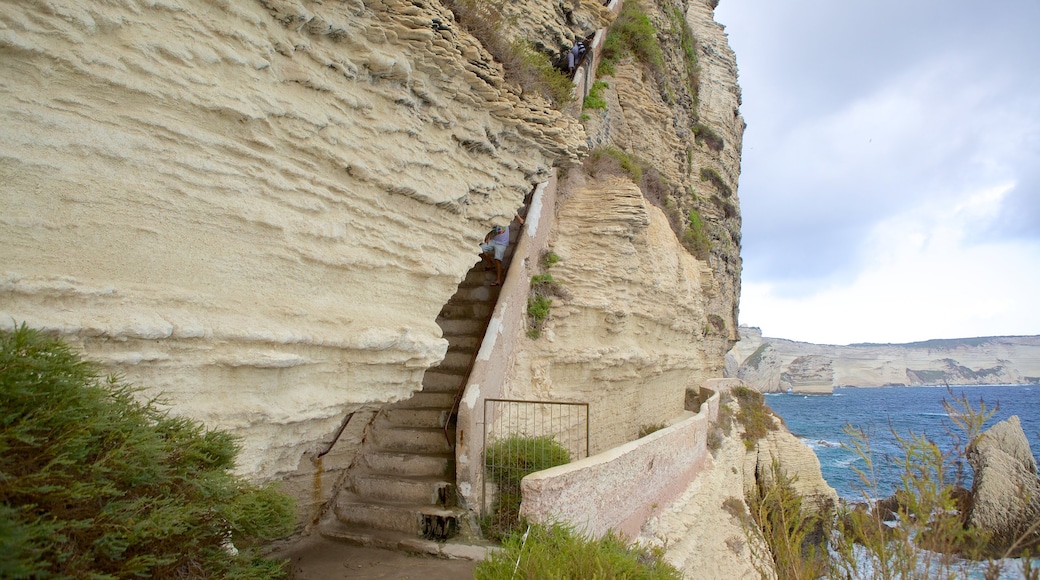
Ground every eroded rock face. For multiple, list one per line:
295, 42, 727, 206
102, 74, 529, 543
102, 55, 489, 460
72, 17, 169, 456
0, 0, 584, 516
966, 416, 1040, 555
497, 0, 744, 448
504, 176, 725, 451
746, 421, 839, 516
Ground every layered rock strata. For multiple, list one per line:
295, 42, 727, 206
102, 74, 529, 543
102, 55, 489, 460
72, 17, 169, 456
0, 0, 585, 518
497, 0, 744, 448
731, 327, 1040, 393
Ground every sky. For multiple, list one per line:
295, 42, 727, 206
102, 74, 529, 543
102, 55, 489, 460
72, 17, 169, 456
712, 0, 1040, 345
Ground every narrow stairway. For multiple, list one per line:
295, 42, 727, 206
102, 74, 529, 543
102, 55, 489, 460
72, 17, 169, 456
322, 216, 524, 550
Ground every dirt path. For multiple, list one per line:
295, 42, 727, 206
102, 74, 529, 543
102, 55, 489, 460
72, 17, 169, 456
275, 535, 481, 580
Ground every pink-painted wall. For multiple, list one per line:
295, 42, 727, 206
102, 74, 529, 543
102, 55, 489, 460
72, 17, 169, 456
519, 388, 720, 538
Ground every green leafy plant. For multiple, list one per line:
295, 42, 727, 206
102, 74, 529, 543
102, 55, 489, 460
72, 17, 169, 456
527, 254, 569, 339
747, 463, 830, 580
693, 122, 724, 152
599, 0, 664, 80
665, 3, 701, 103
682, 208, 712, 260
731, 385, 775, 450
0, 325, 295, 579
442, 0, 573, 108
482, 436, 571, 541
583, 80, 610, 110
541, 250, 560, 269
526, 295, 552, 339
700, 166, 733, 198
475, 522, 682, 579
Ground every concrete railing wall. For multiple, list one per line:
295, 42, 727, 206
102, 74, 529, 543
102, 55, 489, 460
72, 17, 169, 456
455, 174, 559, 509
517, 388, 720, 538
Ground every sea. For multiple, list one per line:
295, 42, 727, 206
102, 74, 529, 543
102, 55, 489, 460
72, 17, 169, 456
764, 384, 1040, 500
765, 385, 1040, 579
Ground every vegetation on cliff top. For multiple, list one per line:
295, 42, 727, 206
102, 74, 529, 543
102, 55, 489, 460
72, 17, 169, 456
0, 325, 295, 579
443, 0, 573, 108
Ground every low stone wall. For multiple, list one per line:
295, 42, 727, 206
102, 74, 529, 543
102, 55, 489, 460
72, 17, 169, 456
518, 388, 720, 538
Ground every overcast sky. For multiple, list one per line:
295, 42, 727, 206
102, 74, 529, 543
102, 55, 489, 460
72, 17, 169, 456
713, 0, 1040, 345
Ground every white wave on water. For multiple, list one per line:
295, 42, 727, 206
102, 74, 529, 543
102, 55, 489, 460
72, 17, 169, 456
799, 436, 842, 450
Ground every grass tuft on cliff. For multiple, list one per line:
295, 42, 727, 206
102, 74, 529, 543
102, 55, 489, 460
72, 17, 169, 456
442, 0, 573, 108
599, 0, 665, 80
732, 385, 776, 449
482, 435, 570, 541
0, 324, 295, 579
475, 522, 682, 579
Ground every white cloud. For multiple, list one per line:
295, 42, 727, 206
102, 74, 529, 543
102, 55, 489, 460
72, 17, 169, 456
740, 183, 1040, 344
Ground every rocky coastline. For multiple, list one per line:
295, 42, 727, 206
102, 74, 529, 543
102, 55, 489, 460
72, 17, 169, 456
729, 326, 1040, 394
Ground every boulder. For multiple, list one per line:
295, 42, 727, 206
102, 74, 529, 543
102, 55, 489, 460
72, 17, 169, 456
746, 419, 839, 516
965, 416, 1040, 556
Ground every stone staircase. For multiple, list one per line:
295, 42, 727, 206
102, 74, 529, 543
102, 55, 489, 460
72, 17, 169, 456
321, 219, 523, 550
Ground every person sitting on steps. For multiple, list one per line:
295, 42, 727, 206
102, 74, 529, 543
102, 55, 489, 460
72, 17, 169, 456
479, 213, 524, 286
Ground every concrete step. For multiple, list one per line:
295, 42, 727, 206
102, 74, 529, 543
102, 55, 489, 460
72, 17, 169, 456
438, 349, 473, 373
350, 472, 455, 506
422, 368, 466, 393
438, 317, 487, 337
442, 333, 483, 352
322, 517, 486, 552
450, 284, 496, 303
333, 495, 463, 538
438, 301, 494, 321
396, 390, 456, 409
363, 450, 454, 478
382, 407, 449, 429
373, 425, 453, 454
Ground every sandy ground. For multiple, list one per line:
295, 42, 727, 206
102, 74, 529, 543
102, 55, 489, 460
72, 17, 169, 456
274, 535, 480, 580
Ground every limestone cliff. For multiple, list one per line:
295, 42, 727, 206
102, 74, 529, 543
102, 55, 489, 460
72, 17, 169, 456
498, 0, 744, 449
0, 0, 584, 504
730, 327, 1040, 394
0, 0, 743, 526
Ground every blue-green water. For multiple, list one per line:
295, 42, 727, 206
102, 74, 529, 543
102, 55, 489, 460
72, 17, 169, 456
764, 385, 1040, 500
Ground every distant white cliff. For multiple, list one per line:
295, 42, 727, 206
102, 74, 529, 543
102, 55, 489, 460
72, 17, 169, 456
728, 326, 1040, 394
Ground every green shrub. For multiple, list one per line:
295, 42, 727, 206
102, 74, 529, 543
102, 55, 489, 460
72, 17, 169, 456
639, 423, 667, 438
599, 0, 664, 80
512, 39, 575, 108
682, 208, 712, 260
443, 0, 573, 108
482, 436, 571, 541
541, 250, 560, 269
747, 463, 830, 579
475, 522, 682, 579
0, 325, 295, 579
693, 122, 724, 152
666, 3, 701, 102
731, 385, 775, 449
587, 146, 643, 183
583, 80, 610, 110
700, 166, 733, 198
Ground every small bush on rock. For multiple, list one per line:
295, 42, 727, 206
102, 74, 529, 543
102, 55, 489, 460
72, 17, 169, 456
482, 436, 570, 541
475, 522, 682, 579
